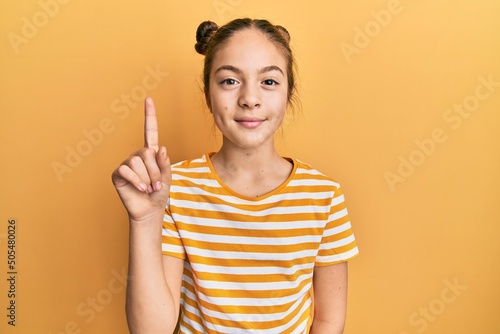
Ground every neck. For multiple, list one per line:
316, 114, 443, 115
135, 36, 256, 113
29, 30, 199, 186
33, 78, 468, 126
213, 143, 282, 175
209, 140, 293, 198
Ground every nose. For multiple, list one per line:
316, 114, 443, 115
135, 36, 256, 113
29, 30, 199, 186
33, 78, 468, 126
238, 83, 261, 109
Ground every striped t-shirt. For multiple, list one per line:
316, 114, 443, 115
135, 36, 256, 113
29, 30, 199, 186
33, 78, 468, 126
162, 153, 359, 334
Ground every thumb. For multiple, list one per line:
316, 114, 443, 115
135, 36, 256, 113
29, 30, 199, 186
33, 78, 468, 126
154, 146, 172, 199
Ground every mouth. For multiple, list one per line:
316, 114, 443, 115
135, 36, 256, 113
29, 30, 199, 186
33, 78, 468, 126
235, 117, 265, 129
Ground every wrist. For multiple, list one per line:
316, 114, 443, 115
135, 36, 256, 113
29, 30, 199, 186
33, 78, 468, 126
129, 211, 164, 229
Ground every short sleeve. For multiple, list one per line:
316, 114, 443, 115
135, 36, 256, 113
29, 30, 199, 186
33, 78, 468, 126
315, 186, 359, 266
161, 206, 186, 259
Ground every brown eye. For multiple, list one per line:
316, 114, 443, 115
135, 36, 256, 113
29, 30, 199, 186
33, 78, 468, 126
263, 79, 278, 86
221, 78, 238, 85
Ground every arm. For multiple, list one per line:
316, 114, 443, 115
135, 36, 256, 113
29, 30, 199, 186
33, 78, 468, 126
112, 97, 183, 333
310, 262, 348, 334
126, 217, 184, 333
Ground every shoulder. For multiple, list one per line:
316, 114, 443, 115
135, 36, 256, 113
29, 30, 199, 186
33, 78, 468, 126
291, 158, 341, 190
169, 154, 217, 189
171, 154, 210, 173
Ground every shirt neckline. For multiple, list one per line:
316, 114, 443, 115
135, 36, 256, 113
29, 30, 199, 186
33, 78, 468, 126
204, 152, 298, 201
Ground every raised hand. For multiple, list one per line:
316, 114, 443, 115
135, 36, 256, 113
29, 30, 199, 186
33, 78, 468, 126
112, 97, 171, 222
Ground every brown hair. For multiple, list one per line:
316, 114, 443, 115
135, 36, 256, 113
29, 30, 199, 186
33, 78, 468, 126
195, 18, 297, 107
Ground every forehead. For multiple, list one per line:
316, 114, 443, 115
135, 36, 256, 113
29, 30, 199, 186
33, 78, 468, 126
211, 28, 287, 73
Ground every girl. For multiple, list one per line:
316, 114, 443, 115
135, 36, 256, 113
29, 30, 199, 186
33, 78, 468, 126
112, 18, 358, 334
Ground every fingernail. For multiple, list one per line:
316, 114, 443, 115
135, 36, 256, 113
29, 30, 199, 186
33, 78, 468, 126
139, 183, 147, 192
147, 185, 153, 193
155, 181, 162, 191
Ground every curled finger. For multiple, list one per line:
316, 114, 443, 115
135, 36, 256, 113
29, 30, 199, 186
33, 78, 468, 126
114, 164, 149, 192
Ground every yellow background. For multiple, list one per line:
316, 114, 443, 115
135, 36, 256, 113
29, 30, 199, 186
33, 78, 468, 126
1, 0, 499, 333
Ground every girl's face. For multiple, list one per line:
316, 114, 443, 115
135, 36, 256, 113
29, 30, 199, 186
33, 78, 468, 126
208, 28, 289, 151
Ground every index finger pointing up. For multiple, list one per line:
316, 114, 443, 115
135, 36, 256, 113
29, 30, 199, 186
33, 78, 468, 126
144, 97, 159, 151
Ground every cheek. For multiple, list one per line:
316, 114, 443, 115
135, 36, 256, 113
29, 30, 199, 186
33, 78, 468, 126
210, 91, 234, 114
211, 99, 227, 115
271, 95, 288, 116
209, 89, 222, 107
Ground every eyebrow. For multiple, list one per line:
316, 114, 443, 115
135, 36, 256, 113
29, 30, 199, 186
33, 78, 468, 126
214, 65, 284, 76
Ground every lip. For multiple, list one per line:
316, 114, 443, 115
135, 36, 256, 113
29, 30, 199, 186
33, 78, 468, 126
235, 117, 265, 129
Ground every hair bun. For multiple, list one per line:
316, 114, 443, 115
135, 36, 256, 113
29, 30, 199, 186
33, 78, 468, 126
275, 25, 290, 44
195, 21, 219, 55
